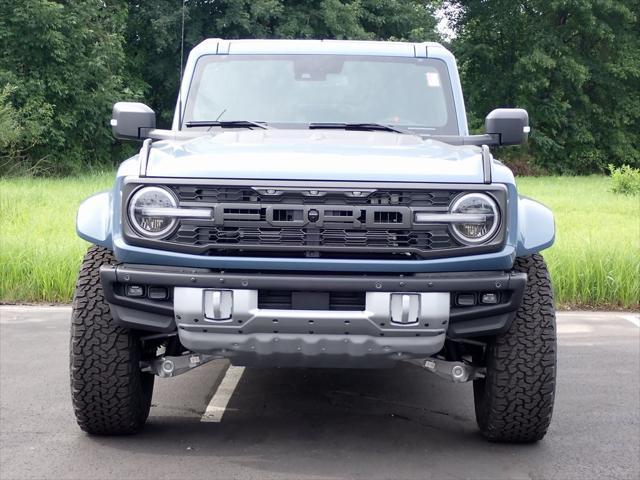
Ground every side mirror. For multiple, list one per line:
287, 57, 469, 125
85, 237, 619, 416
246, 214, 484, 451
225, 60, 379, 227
111, 102, 156, 140
485, 108, 530, 146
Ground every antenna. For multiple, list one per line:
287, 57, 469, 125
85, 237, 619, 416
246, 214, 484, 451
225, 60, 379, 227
178, 0, 187, 130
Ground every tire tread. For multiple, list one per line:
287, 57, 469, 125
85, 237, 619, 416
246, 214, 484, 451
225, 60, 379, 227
70, 245, 153, 435
474, 253, 557, 443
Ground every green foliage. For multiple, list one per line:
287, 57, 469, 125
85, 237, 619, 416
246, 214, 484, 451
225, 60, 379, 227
449, 0, 640, 174
0, 0, 137, 175
609, 164, 640, 196
0, 84, 53, 174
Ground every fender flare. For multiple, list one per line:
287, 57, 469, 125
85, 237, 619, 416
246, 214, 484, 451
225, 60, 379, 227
516, 196, 555, 256
76, 191, 113, 249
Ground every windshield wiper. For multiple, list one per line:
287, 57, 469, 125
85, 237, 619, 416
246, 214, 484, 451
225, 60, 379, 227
308, 122, 411, 134
185, 120, 269, 130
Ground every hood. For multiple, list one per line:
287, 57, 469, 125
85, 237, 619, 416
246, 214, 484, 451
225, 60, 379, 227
144, 130, 486, 183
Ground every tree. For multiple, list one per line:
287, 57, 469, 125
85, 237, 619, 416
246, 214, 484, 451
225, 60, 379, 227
448, 0, 640, 173
0, 0, 135, 175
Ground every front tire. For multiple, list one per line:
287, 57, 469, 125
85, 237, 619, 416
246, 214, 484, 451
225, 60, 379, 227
70, 246, 154, 435
473, 254, 557, 442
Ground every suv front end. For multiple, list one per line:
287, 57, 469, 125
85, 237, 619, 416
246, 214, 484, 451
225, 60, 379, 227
71, 39, 557, 443
98, 178, 526, 368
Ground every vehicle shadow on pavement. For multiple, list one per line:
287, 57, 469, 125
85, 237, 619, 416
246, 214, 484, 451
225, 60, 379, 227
84, 364, 547, 479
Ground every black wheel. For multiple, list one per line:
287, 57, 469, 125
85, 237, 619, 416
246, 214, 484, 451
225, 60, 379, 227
70, 245, 154, 435
473, 254, 557, 443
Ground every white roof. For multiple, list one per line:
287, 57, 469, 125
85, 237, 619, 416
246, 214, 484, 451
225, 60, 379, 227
191, 38, 447, 58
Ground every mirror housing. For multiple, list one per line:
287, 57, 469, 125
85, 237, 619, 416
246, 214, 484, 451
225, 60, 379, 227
485, 108, 529, 146
111, 102, 156, 140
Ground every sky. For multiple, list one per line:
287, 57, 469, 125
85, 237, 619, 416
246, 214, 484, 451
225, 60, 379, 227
435, 3, 459, 41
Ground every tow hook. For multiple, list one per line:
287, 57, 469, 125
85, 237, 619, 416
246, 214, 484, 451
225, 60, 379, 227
407, 358, 485, 383
141, 353, 218, 378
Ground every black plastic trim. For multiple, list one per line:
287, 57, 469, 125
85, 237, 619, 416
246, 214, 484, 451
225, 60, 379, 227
122, 233, 505, 260
108, 304, 175, 333
100, 264, 527, 337
103, 264, 525, 293
447, 312, 516, 338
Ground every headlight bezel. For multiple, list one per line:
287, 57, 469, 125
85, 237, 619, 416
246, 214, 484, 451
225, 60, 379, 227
127, 186, 179, 239
448, 192, 500, 246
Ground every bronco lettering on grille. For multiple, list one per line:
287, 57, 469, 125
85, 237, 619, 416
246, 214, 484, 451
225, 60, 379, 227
216, 204, 412, 229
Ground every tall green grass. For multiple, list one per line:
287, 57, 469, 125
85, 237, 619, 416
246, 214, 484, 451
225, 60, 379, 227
1, 175, 638, 308
0, 174, 113, 303
517, 176, 639, 309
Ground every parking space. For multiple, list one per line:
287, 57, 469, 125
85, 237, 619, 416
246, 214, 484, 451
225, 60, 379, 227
1, 307, 638, 480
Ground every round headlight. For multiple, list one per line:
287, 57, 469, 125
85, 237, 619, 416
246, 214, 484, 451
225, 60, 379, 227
128, 186, 178, 238
449, 193, 500, 245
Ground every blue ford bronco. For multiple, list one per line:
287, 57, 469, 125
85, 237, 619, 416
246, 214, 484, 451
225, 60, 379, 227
71, 39, 556, 442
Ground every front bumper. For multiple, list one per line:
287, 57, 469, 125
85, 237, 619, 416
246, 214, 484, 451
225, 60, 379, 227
100, 265, 526, 367
173, 287, 450, 367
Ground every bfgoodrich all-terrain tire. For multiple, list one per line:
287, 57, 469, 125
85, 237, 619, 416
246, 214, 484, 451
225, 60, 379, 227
70, 245, 154, 435
473, 254, 557, 443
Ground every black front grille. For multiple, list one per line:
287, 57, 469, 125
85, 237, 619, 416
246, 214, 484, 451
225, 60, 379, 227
172, 186, 457, 207
164, 185, 463, 257
122, 182, 507, 260
172, 226, 455, 250
258, 290, 366, 311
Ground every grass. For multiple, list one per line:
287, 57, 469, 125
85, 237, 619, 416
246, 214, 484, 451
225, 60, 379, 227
0, 175, 638, 308
516, 176, 639, 309
0, 173, 114, 303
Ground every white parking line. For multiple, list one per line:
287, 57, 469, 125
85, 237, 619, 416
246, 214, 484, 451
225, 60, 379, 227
201, 366, 245, 422
619, 314, 640, 328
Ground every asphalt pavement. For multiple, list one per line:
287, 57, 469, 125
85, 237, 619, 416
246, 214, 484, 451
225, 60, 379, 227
1, 306, 638, 480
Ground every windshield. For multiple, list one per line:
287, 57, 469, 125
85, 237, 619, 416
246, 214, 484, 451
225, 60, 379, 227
183, 54, 458, 134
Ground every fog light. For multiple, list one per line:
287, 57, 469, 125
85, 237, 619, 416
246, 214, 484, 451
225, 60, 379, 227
148, 287, 168, 300
126, 285, 145, 297
481, 293, 499, 304
455, 293, 476, 307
